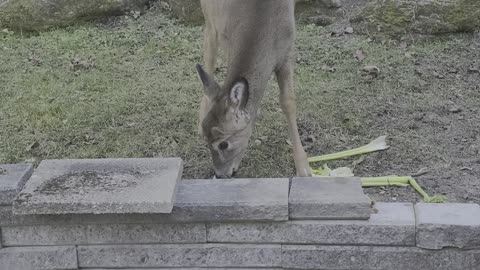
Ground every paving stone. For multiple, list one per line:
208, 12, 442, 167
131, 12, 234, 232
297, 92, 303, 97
207, 203, 414, 246
13, 158, 183, 215
415, 203, 480, 250
1, 223, 206, 246
289, 177, 372, 220
78, 244, 281, 268
282, 245, 475, 270
0, 246, 77, 269
0, 163, 33, 205
0, 179, 287, 225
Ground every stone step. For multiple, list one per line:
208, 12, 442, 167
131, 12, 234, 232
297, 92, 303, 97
13, 158, 183, 215
289, 177, 373, 220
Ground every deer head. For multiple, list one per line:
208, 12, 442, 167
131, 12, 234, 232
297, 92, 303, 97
196, 64, 254, 178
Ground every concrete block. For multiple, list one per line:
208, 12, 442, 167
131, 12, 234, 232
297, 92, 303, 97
206, 244, 282, 268
208, 203, 414, 246
78, 244, 282, 268
13, 158, 183, 215
282, 245, 475, 270
0, 179, 287, 225
0, 163, 33, 205
415, 203, 480, 250
1, 223, 206, 246
173, 178, 289, 221
289, 177, 372, 220
0, 246, 77, 269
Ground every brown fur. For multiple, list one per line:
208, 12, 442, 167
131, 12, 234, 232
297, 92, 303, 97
196, 0, 311, 178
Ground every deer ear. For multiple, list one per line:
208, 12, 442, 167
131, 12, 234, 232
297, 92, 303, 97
196, 64, 219, 98
229, 78, 249, 111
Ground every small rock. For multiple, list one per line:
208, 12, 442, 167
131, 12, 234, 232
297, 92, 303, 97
344, 27, 354, 34
362, 65, 380, 76
254, 139, 262, 146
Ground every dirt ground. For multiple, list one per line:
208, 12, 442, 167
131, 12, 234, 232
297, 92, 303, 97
0, 3, 479, 203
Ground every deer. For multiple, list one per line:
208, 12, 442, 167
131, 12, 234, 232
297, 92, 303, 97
195, 0, 312, 178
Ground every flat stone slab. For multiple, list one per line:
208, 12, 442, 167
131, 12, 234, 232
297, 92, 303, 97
207, 203, 415, 246
12, 158, 182, 215
0, 246, 77, 269
415, 203, 480, 250
282, 245, 476, 270
0, 163, 33, 205
1, 178, 288, 225
289, 177, 372, 220
78, 244, 282, 268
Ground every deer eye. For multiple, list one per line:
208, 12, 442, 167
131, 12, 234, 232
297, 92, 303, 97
218, 141, 229, 150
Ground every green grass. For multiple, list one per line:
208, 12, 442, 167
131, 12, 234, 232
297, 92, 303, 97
1, 8, 479, 191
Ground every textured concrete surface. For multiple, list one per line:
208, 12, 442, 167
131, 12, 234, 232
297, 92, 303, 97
416, 203, 480, 250
2, 223, 206, 246
0, 178, 288, 225
289, 177, 372, 220
0, 163, 33, 205
78, 244, 282, 268
13, 158, 182, 214
282, 245, 476, 270
0, 245, 77, 269
175, 178, 289, 221
207, 203, 414, 246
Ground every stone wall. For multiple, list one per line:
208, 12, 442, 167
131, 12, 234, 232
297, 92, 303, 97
1, 160, 480, 269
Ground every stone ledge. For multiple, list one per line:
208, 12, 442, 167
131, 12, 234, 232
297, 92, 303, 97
0, 163, 33, 206
1, 223, 206, 246
207, 203, 415, 246
1, 178, 288, 225
415, 203, 480, 250
0, 245, 77, 269
77, 244, 282, 268
282, 245, 478, 270
289, 177, 373, 220
13, 158, 183, 215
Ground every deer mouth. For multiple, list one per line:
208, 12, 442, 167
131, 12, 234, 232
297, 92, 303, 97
214, 168, 237, 179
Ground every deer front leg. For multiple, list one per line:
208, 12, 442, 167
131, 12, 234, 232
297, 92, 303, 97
198, 26, 218, 136
276, 60, 312, 177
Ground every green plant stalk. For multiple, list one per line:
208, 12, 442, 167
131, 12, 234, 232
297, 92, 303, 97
360, 176, 448, 203
308, 136, 389, 163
